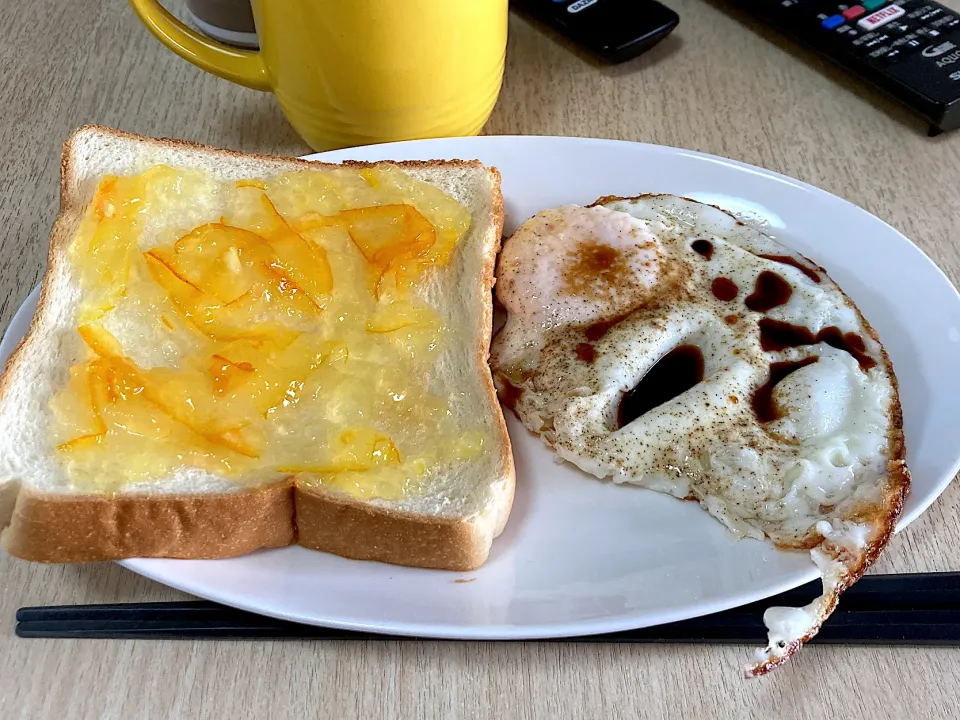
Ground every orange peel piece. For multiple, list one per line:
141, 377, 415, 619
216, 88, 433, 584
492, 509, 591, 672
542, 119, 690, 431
209, 354, 255, 396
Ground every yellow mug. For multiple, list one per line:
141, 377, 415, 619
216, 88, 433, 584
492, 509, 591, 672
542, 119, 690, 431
129, 0, 507, 151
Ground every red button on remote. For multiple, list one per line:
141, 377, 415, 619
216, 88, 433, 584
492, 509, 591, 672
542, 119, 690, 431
843, 5, 866, 19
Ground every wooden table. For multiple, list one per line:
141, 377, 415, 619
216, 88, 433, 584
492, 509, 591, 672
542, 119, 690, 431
2, 1, 960, 717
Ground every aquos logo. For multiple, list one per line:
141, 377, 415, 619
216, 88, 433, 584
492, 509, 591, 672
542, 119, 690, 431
935, 49, 960, 67
921, 40, 957, 58
923, 40, 960, 68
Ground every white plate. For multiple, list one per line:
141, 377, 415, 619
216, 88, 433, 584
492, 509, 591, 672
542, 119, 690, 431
3, 136, 958, 639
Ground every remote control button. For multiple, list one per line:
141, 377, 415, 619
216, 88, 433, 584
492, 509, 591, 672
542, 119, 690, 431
864, 33, 892, 49
882, 47, 905, 63
822, 14, 846, 28
854, 32, 892, 54
858, 5, 905, 29
892, 31, 923, 47
932, 15, 958, 27
906, 4, 933, 19
862, 0, 887, 11
843, 5, 866, 19
885, 20, 912, 33
917, 26, 941, 36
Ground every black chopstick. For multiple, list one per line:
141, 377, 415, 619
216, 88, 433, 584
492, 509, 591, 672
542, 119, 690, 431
16, 572, 960, 644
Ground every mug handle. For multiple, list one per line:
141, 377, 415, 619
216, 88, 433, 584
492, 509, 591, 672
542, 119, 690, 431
128, 0, 271, 91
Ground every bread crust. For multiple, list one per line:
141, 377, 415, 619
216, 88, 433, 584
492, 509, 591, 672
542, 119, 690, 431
297, 488, 490, 571
1, 482, 295, 562
0, 125, 514, 567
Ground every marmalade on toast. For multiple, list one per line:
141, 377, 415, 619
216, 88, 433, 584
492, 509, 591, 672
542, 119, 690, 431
51, 164, 486, 497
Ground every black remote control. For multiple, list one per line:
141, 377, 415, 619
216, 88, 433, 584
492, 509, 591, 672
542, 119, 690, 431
723, 0, 960, 134
512, 0, 680, 63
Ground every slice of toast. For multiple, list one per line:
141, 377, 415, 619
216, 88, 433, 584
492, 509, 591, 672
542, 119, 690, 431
0, 126, 514, 570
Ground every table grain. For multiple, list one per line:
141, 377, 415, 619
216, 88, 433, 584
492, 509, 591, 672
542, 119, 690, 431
2, 1, 960, 718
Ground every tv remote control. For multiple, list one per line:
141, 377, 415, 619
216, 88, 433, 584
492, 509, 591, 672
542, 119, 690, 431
511, 0, 680, 64
723, 0, 960, 134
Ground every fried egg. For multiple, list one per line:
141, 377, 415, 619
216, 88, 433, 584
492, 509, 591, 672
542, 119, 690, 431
491, 195, 909, 676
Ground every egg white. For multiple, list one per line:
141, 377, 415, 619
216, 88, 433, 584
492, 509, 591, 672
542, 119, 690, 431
492, 196, 907, 675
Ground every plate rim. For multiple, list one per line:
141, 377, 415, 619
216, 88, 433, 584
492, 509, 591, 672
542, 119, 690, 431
4, 134, 957, 638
